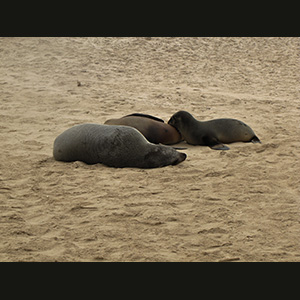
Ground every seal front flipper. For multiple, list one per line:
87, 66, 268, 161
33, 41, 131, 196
203, 135, 230, 150
209, 144, 230, 150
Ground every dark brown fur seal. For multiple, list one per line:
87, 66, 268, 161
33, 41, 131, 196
53, 124, 186, 168
168, 111, 261, 150
104, 113, 182, 145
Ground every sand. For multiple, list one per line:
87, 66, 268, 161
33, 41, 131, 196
0, 37, 299, 261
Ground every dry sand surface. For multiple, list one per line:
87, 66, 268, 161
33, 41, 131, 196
0, 37, 299, 261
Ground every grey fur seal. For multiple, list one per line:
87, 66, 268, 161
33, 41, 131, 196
104, 113, 182, 145
168, 110, 261, 150
53, 124, 186, 168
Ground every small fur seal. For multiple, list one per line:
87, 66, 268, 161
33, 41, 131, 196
168, 110, 261, 150
53, 124, 186, 168
104, 113, 182, 145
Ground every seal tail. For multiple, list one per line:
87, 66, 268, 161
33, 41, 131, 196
251, 136, 261, 144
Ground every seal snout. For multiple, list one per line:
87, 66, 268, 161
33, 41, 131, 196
168, 116, 182, 136
172, 152, 187, 165
168, 117, 174, 126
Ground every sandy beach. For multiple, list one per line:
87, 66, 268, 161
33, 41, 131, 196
0, 37, 299, 261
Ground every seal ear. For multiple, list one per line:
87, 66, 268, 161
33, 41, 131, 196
143, 149, 160, 168
144, 148, 158, 160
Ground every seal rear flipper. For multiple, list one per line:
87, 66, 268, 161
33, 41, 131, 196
251, 136, 261, 144
210, 144, 230, 150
